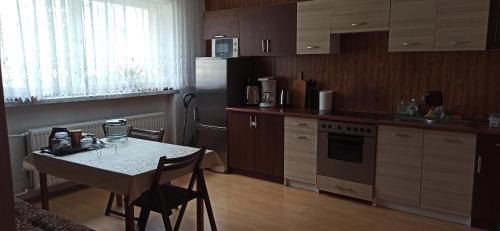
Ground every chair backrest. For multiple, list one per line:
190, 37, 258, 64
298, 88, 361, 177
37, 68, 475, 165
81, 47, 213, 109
150, 146, 206, 192
128, 126, 165, 142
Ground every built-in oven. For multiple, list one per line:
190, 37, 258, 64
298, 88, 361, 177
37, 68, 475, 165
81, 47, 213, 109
212, 38, 239, 58
317, 120, 377, 201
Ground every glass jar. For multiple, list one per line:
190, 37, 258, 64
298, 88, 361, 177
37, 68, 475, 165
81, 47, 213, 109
104, 119, 128, 142
51, 132, 72, 153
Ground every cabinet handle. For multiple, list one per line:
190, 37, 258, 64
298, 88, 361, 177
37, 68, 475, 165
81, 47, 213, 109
266, 40, 270, 53
351, 22, 367, 27
295, 135, 308, 140
403, 42, 420, 46
496, 144, 500, 147
306, 46, 320, 49
214, 35, 225, 38
249, 116, 257, 128
334, 186, 357, 194
450, 41, 470, 45
441, 137, 461, 143
261, 40, 266, 53
477, 155, 482, 174
294, 122, 308, 126
391, 133, 409, 137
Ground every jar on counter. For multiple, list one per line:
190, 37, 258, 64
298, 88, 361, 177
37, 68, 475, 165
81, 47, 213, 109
52, 132, 72, 153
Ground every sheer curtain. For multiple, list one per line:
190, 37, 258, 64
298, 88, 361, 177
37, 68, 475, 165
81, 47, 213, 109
0, 0, 202, 100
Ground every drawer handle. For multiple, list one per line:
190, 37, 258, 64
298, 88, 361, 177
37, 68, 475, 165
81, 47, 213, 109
441, 138, 461, 143
403, 42, 420, 46
334, 186, 357, 194
391, 133, 410, 138
306, 46, 320, 49
351, 22, 367, 27
294, 122, 308, 126
214, 35, 226, 38
496, 144, 500, 147
295, 135, 308, 140
450, 41, 470, 45
477, 155, 482, 174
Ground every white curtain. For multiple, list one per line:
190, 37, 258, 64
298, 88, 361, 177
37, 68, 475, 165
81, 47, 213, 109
0, 0, 202, 100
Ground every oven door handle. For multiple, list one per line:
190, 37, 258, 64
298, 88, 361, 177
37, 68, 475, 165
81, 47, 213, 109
327, 134, 363, 143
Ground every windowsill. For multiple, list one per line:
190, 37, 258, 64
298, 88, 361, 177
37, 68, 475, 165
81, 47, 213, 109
4, 89, 180, 108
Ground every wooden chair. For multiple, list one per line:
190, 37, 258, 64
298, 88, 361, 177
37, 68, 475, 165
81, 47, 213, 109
104, 125, 165, 216
134, 146, 217, 231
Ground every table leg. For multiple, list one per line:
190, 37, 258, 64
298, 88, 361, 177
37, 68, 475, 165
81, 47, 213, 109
39, 172, 49, 210
124, 196, 135, 231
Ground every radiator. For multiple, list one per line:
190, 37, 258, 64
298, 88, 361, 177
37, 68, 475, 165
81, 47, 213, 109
27, 112, 166, 189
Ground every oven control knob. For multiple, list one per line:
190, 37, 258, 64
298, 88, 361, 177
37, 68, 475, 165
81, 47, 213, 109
360, 128, 365, 132
353, 127, 358, 132
367, 129, 371, 133
337, 126, 341, 130
322, 124, 326, 128
347, 127, 351, 131
328, 125, 332, 129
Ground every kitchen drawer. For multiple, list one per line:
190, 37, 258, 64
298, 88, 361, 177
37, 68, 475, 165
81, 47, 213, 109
318, 175, 373, 201
284, 132, 317, 153
421, 130, 477, 216
375, 126, 423, 207
330, 0, 390, 33
284, 117, 317, 133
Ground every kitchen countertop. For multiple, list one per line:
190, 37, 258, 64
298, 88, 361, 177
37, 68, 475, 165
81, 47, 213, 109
227, 106, 500, 135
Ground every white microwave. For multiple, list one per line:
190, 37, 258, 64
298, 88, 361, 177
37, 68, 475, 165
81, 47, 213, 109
212, 38, 239, 58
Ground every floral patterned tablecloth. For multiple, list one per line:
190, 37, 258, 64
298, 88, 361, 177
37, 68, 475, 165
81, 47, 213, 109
23, 138, 223, 203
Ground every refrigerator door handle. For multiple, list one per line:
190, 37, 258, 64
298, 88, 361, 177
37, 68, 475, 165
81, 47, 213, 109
194, 106, 199, 122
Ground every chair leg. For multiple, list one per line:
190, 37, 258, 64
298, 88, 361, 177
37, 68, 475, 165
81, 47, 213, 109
138, 208, 151, 231
105, 193, 116, 216
173, 202, 189, 231
161, 212, 173, 231
116, 194, 123, 207
200, 172, 217, 231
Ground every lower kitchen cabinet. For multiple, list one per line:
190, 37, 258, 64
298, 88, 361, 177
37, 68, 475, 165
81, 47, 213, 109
375, 126, 423, 207
284, 117, 317, 190
472, 134, 500, 230
227, 111, 284, 182
420, 130, 477, 217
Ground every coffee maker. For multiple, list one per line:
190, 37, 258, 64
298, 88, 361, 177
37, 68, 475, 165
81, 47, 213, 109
258, 77, 276, 108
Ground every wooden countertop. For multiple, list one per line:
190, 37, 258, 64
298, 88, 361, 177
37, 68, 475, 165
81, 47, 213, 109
227, 106, 500, 135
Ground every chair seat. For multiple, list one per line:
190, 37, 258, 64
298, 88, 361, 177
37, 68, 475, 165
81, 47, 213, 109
134, 184, 198, 214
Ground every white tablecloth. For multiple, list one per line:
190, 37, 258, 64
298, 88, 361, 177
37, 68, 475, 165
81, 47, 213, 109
23, 138, 223, 203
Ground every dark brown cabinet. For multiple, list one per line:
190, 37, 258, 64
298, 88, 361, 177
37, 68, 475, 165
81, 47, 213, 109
472, 134, 500, 230
203, 9, 239, 40
227, 111, 284, 182
238, 3, 297, 56
488, 0, 500, 49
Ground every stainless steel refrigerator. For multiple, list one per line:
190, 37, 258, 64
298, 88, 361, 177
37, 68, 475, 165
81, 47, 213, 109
194, 57, 253, 172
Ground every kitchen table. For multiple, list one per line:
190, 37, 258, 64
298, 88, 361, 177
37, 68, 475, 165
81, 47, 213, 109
23, 138, 223, 231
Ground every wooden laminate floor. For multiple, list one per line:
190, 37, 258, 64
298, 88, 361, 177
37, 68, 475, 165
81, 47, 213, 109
45, 171, 482, 231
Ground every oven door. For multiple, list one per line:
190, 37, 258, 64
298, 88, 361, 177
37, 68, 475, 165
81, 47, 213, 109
212, 38, 238, 58
317, 132, 376, 185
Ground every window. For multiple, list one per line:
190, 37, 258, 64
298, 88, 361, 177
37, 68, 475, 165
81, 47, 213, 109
0, 0, 201, 101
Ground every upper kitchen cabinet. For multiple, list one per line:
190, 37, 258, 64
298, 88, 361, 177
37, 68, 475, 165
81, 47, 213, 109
488, 0, 500, 49
388, 0, 437, 52
297, 0, 339, 55
330, 0, 390, 33
434, 0, 491, 51
203, 9, 239, 40
239, 3, 297, 56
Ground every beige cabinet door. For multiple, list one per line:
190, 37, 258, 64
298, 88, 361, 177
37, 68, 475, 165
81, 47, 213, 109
421, 130, 477, 217
375, 126, 424, 207
284, 117, 317, 185
434, 0, 490, 51
389, 0, 437, 52
331, 0, 390, 33
297, 0, 333, 54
